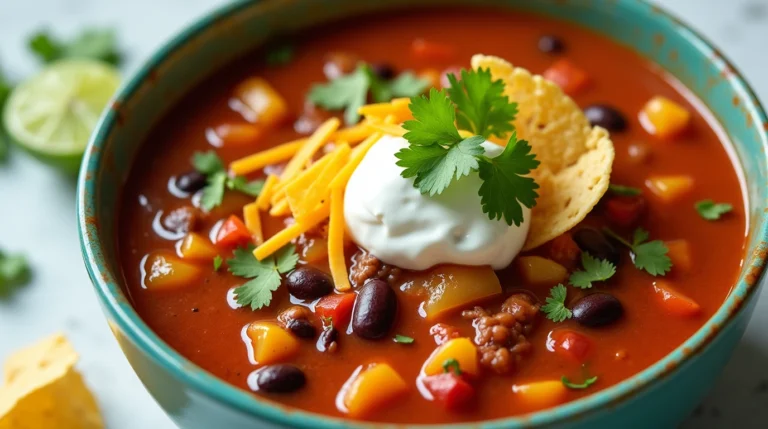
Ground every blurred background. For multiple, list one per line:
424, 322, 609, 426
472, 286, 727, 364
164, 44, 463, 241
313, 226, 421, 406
1, 0, 767, 428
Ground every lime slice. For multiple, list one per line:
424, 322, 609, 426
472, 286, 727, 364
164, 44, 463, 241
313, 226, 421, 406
3, 59, 120, 174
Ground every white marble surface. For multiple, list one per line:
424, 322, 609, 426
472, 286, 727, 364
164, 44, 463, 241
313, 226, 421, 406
0, 1, 767, 428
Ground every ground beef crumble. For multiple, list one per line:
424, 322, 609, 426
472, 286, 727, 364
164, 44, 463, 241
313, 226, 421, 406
461, 293, 540, 374
161, 206, 200, 234
349, 251, 402, 287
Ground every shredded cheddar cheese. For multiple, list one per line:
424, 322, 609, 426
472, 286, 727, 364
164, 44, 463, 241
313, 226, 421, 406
294, 143, 351, 221
328, 186, 351, 291
230, 140, 303, 176
256, 174, 279, 211
330, 133, 383, 190
243, 202, 264, 245
279, 118, 341, 183
254, 200, 331, 261
367, 121, 406, 137
358, 97, 412, 123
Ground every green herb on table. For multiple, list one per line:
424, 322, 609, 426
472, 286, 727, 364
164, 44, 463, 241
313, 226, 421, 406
695, 199, 732, 221
393, 334, 414, 344
569, 253, 616, 289
541, 284, 572, 323
0, 67, 13, 162
396, 68, 539, 227
609, 183, 641, 196
308, 63, 430, 125
192, 151, 264, 211
603, 227, 672, 276
228, 244, 299, 310
0, 251, 31, 297
561, 375, 598, 390
265, 44, 294, 66
442, 358, 462, 376
29, 28, 122, 65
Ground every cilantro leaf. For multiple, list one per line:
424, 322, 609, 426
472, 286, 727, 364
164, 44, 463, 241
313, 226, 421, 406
541, 284, 572, 323
308, 65, 369, 125
29, 28, 121, 65
200, 172, 227, 211
395, 135, 483, 196
442, 358, 462, 375
388, 72, 430, 98
0, 251, 31, 298
609, 183, 641, 196
402, 88, 462, 146
228, 244, 299, 310
227, 176, 264, 197
569, 253, 616, 289
192, 150, 224, 175
213, 255, 223, 272
604, 227, 672, 276
0, 69, 12, 162
695, 199, 733, 221
265, 44, 294, 66
477, 133, 540, 226
562, 375, 598, 390
393, 335, 414, 344
447, 68, 518, 138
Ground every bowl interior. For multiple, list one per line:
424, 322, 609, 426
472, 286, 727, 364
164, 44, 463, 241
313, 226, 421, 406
78, 0, 768, 428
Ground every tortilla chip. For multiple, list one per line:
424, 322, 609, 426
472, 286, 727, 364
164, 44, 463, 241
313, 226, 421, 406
0, 334, 103, 429
471, 54, 614, 250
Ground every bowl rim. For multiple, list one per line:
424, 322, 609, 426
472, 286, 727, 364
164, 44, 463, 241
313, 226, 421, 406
77, 0, 768, 427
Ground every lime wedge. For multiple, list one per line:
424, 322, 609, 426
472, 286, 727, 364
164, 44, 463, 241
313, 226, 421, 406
3, 59, 120, 174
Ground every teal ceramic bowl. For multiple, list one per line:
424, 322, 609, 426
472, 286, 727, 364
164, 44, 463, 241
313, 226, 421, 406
77, 0, 768, 428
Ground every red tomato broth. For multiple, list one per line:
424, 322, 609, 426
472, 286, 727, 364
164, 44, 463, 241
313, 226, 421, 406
117, 7, 747, 424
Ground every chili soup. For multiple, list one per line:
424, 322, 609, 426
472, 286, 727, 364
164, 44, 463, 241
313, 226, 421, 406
118, 7, 746, 424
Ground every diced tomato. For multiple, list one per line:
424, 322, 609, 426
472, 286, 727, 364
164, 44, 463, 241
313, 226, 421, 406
665, 239, 692, 273
215, 215, 252, 248
547, 233, 581, 270
547, 329, 591, 363
315, 293, 356, 330
543, 59, 590, 95
214, 124, 262, 147
653, 281, 701, 317
605, 195, 646, 228
422, 373, 475, 411
440, 66, 463, 88
411, 39, 455, 62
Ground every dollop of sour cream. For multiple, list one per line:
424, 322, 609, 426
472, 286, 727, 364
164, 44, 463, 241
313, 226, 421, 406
344, 135, 530, 271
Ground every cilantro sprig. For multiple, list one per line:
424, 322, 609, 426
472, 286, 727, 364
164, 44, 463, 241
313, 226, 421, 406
393, 334, 414, 344
442, 358, 462, 376
192, 151, 264, 211
228, 244, 299, 310
0, 250, 31, 298
604, 228, 672, 276
695, 199, 732, 221
562, 375, 598, 390
308, 63, 430, 125
396, 68, 539, 226
609, 183, 641, 196
29, 28, 122, 65
0, 68, 11, 162
541, 284, 572, 323
569, 253, 616, 289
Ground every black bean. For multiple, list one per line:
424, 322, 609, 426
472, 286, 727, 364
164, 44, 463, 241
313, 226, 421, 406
285, 267, 334, 300
255, 364, 306, 393
317, 327, 338, 352
286, 318, 316, 339
371, 63, 396, 80
538, 35, 565, 54
175, 171, 207, 193
352, 279, 398, 340
584, 104, 628, 132
572, 227, 621, 266
572, 293, 624, 327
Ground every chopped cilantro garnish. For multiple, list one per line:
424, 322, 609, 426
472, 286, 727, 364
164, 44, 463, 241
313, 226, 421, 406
442, 358, 462, 375
609, 183, 641, 196
0, 251, 31, 297
396, 69, 540, 227
29, 28, 122, 65
265, 44, 294, 66
569, 253, 616, 289
0, 68, 12, 162
446, 68, 518, 138
212, 255, 223, 272
393, 334, 414, 344
308, 63, 429, 125
228, 244, 299, 310
604, 227, 672, 276
541, 284, 572, 323
192, 151, 264, 210
561, 375, 598, 390
695, 199, 733, 221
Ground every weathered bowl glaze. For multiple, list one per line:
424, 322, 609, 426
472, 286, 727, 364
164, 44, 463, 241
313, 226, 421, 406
77, 1, 768, 428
